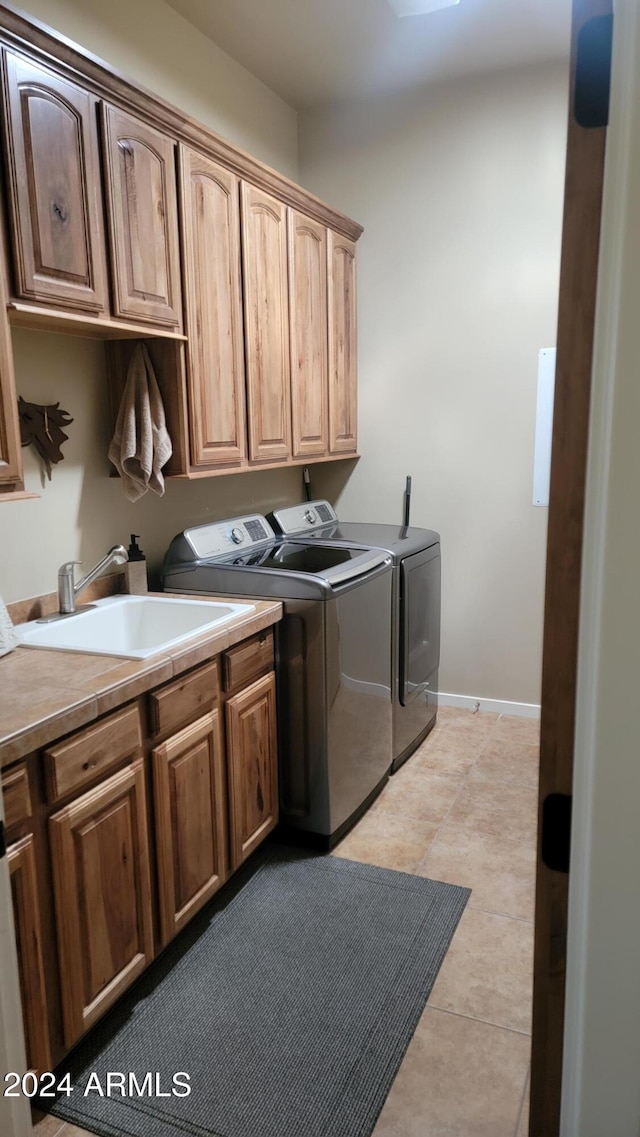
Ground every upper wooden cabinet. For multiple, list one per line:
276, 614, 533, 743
328, 232, 358, 454
0, 170, 22, 489
0, 49, 109, 314
288, 210, 328, 459
241, 183, 291, 463
179, 146, 246, 468
0, 8, 362, 497
0, 300, 21, 487
101, 105, 183, 328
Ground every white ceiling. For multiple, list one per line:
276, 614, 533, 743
164, 0, 572, 110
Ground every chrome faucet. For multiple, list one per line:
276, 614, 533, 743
57, 545, 129, 615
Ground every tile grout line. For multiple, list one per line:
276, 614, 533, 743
425, 1002, 533, 1039
465, 901, 535, 925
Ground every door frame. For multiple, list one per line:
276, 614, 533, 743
530, 1, 612, 1129
561, 0, 640, 1131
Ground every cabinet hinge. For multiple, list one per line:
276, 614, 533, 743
541, 793, 572, 873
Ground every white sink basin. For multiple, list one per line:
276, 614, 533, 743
15, 595, 255, 659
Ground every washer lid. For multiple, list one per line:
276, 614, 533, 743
269, 501, 440, 558
163, 514, 391, 596
200, 540, 388, 583
248, 541, 389, 585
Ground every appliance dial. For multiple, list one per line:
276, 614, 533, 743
305, 509, 317, 525
230, 527, 245, 545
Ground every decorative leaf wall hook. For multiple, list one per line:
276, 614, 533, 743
18, 397, 73, 480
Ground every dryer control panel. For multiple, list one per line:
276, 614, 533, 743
183, 514, 275, 560
270, 500, 338, 536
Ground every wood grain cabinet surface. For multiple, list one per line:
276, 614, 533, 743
179, 145, 247, 469
49, 759, 154, 1048
101, 104, 183, 328
328, 231, 358, 454
0, 49, 109, 314
148, 656, 219, 738
288, 210, 329, 458
1, 760, 31, 829
241, 182, 292, 463
226, 671, 278, 871
0, 316, 21, 486
8, 835, 51, 1075
0, 55, 29, 489
152, 709, 228, 946
44, 702, 143, 803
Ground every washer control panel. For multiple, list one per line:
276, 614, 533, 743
270, 500, 338, 535
184, 514, 275, 559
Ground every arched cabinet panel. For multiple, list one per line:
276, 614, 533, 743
1, 49, 108, 312
328, 232, 358, 454
179, 146, 246, 467
288, 210, 328, 458
241, 182, 291, 463
101, 104, 182, 327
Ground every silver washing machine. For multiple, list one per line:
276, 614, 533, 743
269, 501, 441, 772
162, 514, 393, 846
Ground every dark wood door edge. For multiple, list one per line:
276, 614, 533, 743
530, 2, 612, 1135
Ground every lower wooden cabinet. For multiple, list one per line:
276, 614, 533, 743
49, 759, 154, 1048
152, 709, 228, 946
226, 671, 278, 870
3, 628, 279, 1066
7, 835, 51, 1074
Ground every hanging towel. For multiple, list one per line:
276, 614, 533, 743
108, 343, 172, 502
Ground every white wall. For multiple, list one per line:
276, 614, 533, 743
0, 0, 303, 604
299, 63, 568, 705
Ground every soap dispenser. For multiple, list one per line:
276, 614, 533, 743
125, 534, 148, 595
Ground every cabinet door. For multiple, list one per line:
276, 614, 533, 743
226, 671, 278, 870
240, 183, 291, 462
327, 231, 358, 453
101, 104, 182, 327
0, 290, 21, 487
8, 835, 51, 1075
1, 50, 108, 313
179, 146, 246, 467
288, 210, 328, 458
49, 760, 154, 1048
0, 170, 21, 488
152, 710, 228, 946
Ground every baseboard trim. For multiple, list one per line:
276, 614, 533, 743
438, 691, 541, 719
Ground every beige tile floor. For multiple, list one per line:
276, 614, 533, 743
33, 705, 538, 1137
334, 705, 538, 1137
